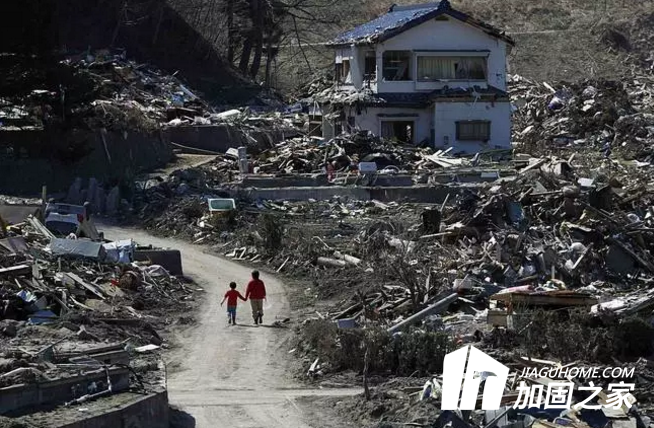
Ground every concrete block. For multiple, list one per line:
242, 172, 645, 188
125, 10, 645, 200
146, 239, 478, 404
0, 367, 130, 415
57, 391, 169, 428
134, 249, 183, 276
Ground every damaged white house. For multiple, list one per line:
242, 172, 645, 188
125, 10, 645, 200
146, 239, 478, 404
321, 0, 515, 153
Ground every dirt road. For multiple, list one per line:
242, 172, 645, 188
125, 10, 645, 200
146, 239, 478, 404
101, 225, 360, 428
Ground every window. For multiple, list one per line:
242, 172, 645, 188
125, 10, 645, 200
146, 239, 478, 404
342, 59, 351, 83
364, 51, 376, 82
382, 51, 411, 81
335, 60, 350, 83
456, 121, 490, 141
381, 121, 414, 143
417, 56, 487, 81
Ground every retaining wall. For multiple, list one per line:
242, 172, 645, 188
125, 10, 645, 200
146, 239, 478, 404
234, 185, 472, 203
0, 367, 130, 415
58, 391, 169, 428
0, 129, 172, 195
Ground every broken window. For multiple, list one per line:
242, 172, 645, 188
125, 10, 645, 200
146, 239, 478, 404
364, 51, 376, 82
382, 51, 411, 81
335, 60, 351, 83
456, 120, 491, 141
342, 59, 351, 83
417, 56, 487, 81
381, 121, 414, 143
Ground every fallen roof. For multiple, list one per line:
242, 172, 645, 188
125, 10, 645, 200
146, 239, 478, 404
490, 290, 599, 307
328, 0, 514, 47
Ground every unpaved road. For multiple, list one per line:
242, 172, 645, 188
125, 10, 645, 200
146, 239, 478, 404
101, 225, 360, 428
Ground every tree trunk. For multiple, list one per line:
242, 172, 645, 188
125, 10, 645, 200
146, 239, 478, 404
363, 338, 371, 401
238, 31, 253, 74
226, 0, 235, 63
264, 43, 274, 86
249, 0, 264, 78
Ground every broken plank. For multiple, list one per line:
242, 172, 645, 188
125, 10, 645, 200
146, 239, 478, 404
491, 292, 598, 307
317, 257, 347, 268
69, 295, 94, 311
518, 158, 548, 175
0, 264, 32, 278
66, 272, 106, 300
277, 256, 290, 272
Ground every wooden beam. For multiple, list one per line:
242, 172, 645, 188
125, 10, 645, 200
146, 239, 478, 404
0, 264, 32, 278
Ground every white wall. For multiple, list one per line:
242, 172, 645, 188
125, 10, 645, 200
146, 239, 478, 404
374, 16, 507, 93
344, 106, 433, 144
433, 100, 511, 153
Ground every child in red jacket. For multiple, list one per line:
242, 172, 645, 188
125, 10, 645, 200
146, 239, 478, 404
221, 282, 246, 325
245, 270, 267, 325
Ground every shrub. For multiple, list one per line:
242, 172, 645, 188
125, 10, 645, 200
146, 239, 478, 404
299, 321, 453, 376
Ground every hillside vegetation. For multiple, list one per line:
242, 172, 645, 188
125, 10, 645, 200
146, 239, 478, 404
234, 0, 654, 92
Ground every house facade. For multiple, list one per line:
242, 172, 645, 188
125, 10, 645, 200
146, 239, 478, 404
322, 0, 515, 154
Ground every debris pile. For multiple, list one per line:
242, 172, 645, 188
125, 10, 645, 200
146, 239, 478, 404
336, 355, 650, 428
135, 152, 654, 373
249, 131, 441, 174
510, 74, 654, 161
0, 215, 196, 417
174, 131, 477, 180
0, 49, 211, 132
1, 217, 193, 327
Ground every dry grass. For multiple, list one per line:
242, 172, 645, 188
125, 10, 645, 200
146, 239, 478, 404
489, 309, 654, 363
298, 320, 452, 376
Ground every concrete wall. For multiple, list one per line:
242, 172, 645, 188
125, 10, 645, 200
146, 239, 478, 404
0, 129, 172, 195
58, 391, 169, 428
134, 249, 183, 276
236, 185, 470, 203
0, 368, 130, 415
376, 16, 508, 93
433, 100, 512, 153
344, 106, 433, 144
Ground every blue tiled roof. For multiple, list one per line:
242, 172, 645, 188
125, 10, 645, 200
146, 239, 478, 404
329, 0, 514, 46
332, 3, 442, 45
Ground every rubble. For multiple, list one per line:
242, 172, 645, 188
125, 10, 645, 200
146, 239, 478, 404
0, 213, 196, 417
0, 50, 206, 132
0, 49, 290, 136
174, 130, 475, 179
111, 67, 654, 427
509, 74, 654, 162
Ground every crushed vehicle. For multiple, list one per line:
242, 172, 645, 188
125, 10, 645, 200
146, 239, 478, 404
44, 202, 103, 240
